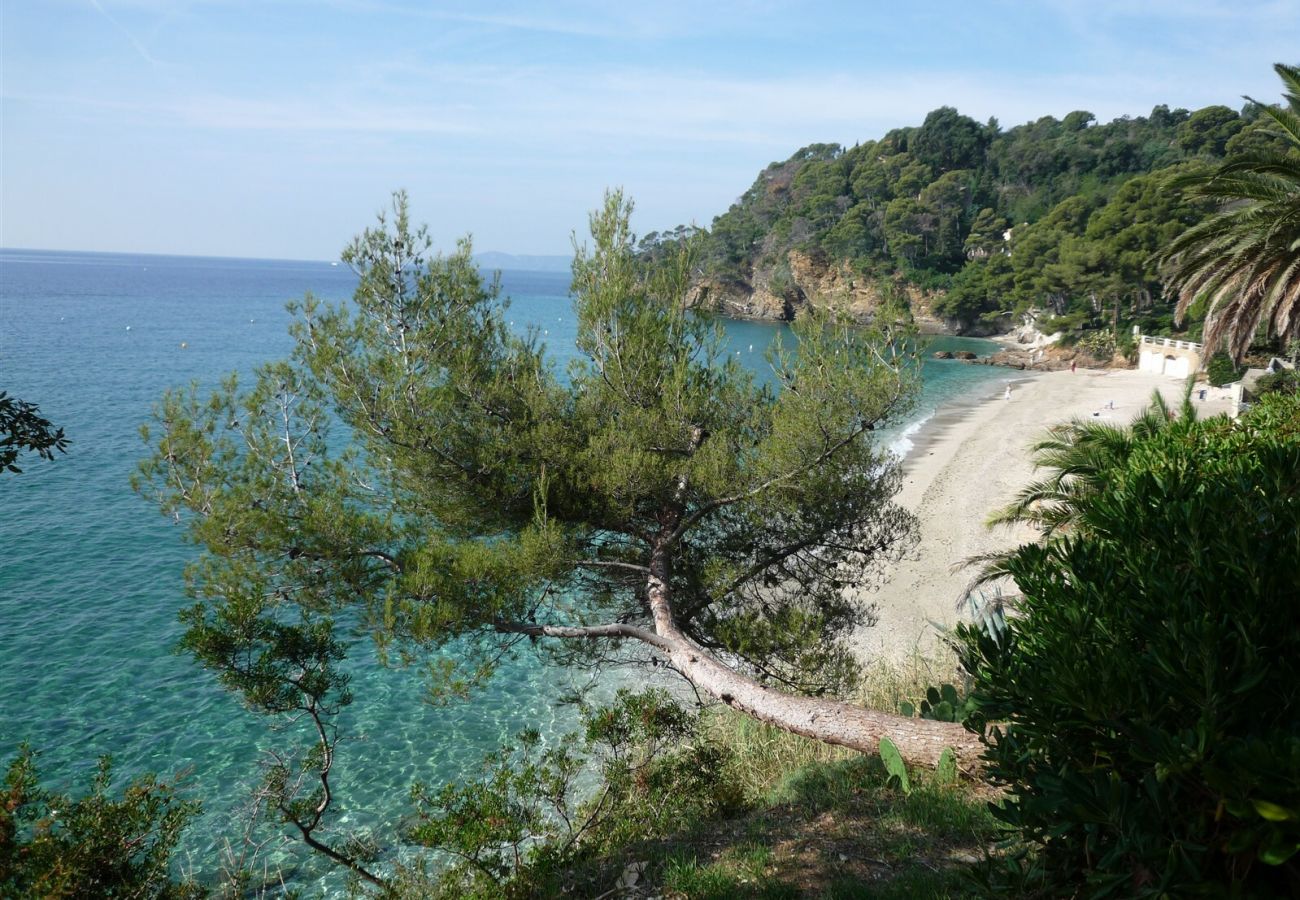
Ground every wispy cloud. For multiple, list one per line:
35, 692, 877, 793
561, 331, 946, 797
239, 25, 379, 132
178, 95, 483, 133
87, 0, 163, 67
6, 0, 1299, 257
6, 59, 1282, 146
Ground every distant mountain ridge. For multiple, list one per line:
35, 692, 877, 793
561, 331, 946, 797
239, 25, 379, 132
474, 251, 572, 273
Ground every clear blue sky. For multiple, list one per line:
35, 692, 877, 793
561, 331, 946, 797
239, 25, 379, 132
3, 1, 1297, 259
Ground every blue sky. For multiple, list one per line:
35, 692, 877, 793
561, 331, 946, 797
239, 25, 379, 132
2, 1, 1297, 259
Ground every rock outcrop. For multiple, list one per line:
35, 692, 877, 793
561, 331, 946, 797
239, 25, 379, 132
979, 342, 1121, 371
687, 250, 989, 335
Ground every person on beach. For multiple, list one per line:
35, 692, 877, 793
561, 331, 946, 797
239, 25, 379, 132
1004, 385, 1012, 400
1071, 361, 1077, 374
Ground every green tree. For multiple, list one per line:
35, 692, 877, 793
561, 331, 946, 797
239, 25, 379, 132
882, 196, 927, 267
916, 170, 975, 271
933, 253, 1012, 324
0, 391, 69, 473
1082, 165, 1216, 310
1009, 195, 1098, 314
400, 688, 739, 896
1206, 350, 1241, 387
1159, 63, 1300, 361
137, 190, 979, 873
1175, 104, 1244, 156
962, 207, 1009, 259
910, 107, 989, 175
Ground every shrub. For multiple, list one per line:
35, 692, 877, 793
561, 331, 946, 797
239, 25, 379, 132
1206, 350, 1240, 386
402, 689, 741, 897
0, 747, 201, 898
1253, 368, 1300, 396
959, 394, 1300, 896
1074, 328, 1117, 360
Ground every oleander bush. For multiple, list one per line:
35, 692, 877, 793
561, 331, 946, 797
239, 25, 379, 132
959, 392, 1300, 897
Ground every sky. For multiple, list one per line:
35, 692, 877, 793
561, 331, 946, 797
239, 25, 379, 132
2, 1, 1298, 260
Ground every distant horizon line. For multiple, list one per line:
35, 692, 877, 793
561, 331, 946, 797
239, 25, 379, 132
0, 245, 574, 271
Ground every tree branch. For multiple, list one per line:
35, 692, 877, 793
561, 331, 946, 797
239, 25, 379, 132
572, 559, 652, 575
666, 418, 880, 547
492, 620, 677, 654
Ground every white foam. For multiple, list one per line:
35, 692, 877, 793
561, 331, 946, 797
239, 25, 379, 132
888, 409, 934, 458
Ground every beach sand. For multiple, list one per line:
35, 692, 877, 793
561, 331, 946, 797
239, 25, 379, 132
854, 367, 1236, 665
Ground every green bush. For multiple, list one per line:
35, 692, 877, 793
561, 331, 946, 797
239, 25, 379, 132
403, 689, 741, 897
1206, 350, 1240, 386
1074, 327, 1117, 360
0, 746, 201, 898
959, 394, 1300, 896
1253, 368, 1300, 396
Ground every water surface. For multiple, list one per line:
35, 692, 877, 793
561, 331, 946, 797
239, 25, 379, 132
0, 249, 1007, 887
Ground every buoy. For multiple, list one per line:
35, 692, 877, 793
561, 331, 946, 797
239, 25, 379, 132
180, 342, 188, 349
126, 325, 132, 331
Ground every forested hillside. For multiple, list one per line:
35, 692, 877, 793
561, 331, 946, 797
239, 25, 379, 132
658, 103, 1290, 343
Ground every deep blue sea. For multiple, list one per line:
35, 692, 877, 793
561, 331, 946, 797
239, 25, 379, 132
0, 248, 1008, 889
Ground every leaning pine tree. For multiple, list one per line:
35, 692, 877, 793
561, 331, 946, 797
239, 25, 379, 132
138, 191, 978, 796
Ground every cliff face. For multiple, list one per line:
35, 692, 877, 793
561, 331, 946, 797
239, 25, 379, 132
687, 250, 979, 334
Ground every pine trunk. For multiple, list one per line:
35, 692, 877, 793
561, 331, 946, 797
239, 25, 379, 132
644, 541, 983, 774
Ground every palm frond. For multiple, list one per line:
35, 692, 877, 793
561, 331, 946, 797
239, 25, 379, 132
1160, 65, 1300, 360
972, 390, 1185, 588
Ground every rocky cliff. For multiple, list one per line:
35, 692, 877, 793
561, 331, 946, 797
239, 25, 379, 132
686, 250, 989, 335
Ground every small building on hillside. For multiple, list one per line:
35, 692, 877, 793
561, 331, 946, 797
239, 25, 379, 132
1231, 357, 1297, 415
1137, 333, 1203, 379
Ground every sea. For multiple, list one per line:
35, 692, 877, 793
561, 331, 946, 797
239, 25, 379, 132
0, 248, 1010, 890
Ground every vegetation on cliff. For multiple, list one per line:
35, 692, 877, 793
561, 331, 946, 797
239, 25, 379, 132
671, 96, 1295, 344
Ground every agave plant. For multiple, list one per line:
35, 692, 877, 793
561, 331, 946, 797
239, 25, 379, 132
1158, 63, 1300, 362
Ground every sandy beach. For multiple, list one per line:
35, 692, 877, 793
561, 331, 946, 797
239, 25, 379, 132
855, 367, 1236, 665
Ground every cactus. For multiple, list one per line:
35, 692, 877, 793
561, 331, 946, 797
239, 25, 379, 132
936, 747, 958, 785
879, 737, 911, 794
902, 682, 976, 724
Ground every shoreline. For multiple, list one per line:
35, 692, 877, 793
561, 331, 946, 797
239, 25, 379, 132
896, 373, 1036, 465
854, 367, 1234, 666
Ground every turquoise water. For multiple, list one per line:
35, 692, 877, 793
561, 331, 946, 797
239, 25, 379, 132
0, 249, 1008, 888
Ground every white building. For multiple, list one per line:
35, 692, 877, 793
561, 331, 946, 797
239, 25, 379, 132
1137, 333, 1203, 379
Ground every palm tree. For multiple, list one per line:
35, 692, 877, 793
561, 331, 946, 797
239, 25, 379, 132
1158, 63, 1300, 362
967, 391, 1191, 587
